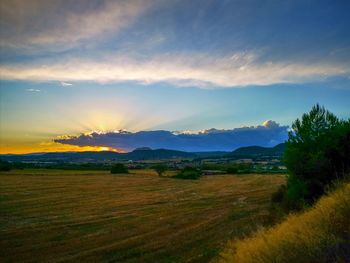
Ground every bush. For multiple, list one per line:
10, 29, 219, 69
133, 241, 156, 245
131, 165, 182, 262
152, 164, 167, 177
0, 159, 11, 171
110, 163, 128, 174
226, 166, 238, 174
201, 163, 222, 170
174, 167, 202, 180
271, 184, 286, 203
11, 162, 26, 170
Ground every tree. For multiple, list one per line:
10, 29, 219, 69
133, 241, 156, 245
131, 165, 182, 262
153, 164, 167, 177
110, 163, 128, 174
325, 121, 350, 180
282, 104, 350, 209
174, 167, 202, 180
0, 159, 11, 171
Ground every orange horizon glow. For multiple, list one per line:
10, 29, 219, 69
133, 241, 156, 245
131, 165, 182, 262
0, 142, 125, 154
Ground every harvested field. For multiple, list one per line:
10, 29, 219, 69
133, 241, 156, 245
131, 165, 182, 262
0, 169, 285, 262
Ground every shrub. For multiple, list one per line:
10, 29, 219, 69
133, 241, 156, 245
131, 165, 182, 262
0, 159, 11, 171
110, 163, 128, 174
11, 162, 26, 170
174, 167, 202, 180
201, 163, 222, 170
271, 184, 286, 203
152, 164, 167, 177
226, 166, 238, 174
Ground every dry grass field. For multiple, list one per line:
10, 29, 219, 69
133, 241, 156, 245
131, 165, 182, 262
218, 182, 350, 263
0, 169, 285, 263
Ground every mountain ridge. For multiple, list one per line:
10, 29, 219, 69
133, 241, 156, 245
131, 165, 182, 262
228, 143, 285, 157
0, 143, 286, 162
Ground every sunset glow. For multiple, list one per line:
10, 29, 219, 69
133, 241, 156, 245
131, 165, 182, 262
0, 141, 123, 154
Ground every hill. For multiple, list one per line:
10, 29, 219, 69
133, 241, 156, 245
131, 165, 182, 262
0, 148, 197, 163
228, 143, 285, 158
218, 182, 350, 263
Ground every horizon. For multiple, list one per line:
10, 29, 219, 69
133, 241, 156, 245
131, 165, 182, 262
1, 121, 287, 154
1, 0, 350, 154
0, 141, 286, 155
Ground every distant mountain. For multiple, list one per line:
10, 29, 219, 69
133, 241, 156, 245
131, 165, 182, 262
0, 143, 286, 163
133, 147, 152, 151
0, 148, 196, 163
0, 151, 120, 163
228, 143, 285, 157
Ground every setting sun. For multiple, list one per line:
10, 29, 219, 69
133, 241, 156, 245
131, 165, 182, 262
96, 146, 122, 152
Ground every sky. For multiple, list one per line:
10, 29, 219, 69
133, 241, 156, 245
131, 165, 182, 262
0, 0, 349, 153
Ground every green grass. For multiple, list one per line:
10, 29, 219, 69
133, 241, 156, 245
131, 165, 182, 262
218, 182, 350, 263
0, 169, 285, 262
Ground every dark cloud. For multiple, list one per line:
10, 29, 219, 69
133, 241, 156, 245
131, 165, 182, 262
55, 121, 288, 152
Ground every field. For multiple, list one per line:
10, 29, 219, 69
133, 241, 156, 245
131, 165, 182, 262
0, 169, 285, 263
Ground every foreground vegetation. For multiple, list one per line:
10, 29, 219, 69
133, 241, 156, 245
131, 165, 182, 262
0, 169, 284, 263
218, 182, 350, 263
219, 105, 350, 262
280, 104, 350, 211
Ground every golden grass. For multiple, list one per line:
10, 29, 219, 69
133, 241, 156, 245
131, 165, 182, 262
0, 169, 284, 262
218, 183, 350, 263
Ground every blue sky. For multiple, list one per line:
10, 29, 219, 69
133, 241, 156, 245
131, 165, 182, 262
0, 0, 349, 153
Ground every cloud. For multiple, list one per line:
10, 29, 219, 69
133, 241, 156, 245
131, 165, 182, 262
60, 82, 73, 87
54, 121, 289, 152
1, 1, 349, 88
262, 120, 279, 129
0, 0, 154, 51
1, 52, 348, 87
25, 88, 40, 92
